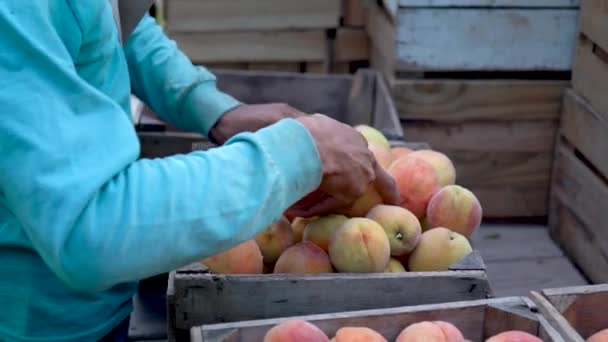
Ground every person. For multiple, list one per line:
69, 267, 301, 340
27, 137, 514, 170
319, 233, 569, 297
0, 1, 399, 341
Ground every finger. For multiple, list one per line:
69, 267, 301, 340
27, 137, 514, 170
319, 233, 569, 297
286, 196, 348, 218
373, 162, 401, 206
280, 104, 309, 118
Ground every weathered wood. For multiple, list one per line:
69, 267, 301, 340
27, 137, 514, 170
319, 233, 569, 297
194, 297, 563, 342
203, 63, 249, 71
168, 30, 327, 63
393, 0, 579, 7
335, 28, 370, 62
366, 1, 396, 82
531, 285, 608, 342
393, 80, 567, 122
342, 0, 368, 27
246, 63, 301, 73
578, 0, 608, 54
572, 35, 608, 122
166, 0, 341, 32
560, 89, 608, 179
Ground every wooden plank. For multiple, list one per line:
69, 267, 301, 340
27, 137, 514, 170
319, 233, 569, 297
393, 80, 567, 122
472, 225, 565, 262
247, 63, 301, 72
204, 63, 249, 71
482, 257, 588, 297
166, 0, 341, 32
173, 271, 490, 329
168, 30, 327, 63
394, 8, 578, 71
195, 297, 561, 342
335, 28, 370, 62
470, 187, 549, 218
395, 0, 579, 7
572, 36, 608, 122
529, 291, 585, 342
342, 0, 368, 27
578, 0, 608, 53
560, 89, 608, 179
366, 1, 396, 82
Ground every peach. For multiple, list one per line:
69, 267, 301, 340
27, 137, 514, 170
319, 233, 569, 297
292, 216, 319, 243
274, 242, 333, 274
329, 218, 391, 273
408, 227, 472, 272
336, 184, 383, 218
355, 125, 390, 149
255, 217, 295, 263
385, 258, 406, 272
391, 146, 413, 161
486, 331, 543, 342
303, 214, 349, 252
201, 240, 263, 274
264, 320, 330, 342
396, 322, 446, 342
333, 327, 387, 342
369, 143, 394, 169
388, 156, 442, 218
588, 329, 608, 342
407, 150, 456, 186
367, 204, 421, 256
426, 185, 482, 238
434, 321, 465, 342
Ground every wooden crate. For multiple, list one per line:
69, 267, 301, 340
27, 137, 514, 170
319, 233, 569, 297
394, 79, 567, 218
135, 69, 404, 158
549, 89, 608, 284
168, 251, 490, 341
367, 0, 579, 81
572, 0, 608, 123
531, 284, 608, 342
190, 297, 562, 342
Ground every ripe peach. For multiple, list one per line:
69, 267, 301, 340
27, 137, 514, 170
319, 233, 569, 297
396, 322, 446, 342
333, 327, 387, 342
255, 217, 295, 263
329, 218, 391, 273
486, 331, 543, 342
588, 329, 608, 342
292, 216, 319, 243
367, 204, 421, 256
274, 242, 333, 274
336, 184, 383, 218
407, 150, 456, 186
388, 156, 441, 218
369, 143, 394, 169
264, 320, 330, 342
433, 321, 465, 342
385, 258, 406, 272
426, 185, 482, 238
355, 125, 390, 149
408, 227, 472, 272
391, 146, 413, 161
201, 240, 263, 274
303, 214, 349, 252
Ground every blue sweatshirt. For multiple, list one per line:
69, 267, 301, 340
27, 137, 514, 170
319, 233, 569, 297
0, 1, 322, 341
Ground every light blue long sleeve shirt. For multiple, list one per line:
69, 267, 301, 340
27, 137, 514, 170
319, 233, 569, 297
0, 1, 322, 341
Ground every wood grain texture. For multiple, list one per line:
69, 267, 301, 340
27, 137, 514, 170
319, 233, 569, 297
246, 62, 301, 72
393, 80, 567, 122
335, 28, 370, 62
529, 291, 585, 342
572, 36, 608, 121
166, 0, 341, 32
578, 0, 608, 53
367, 1, 396, 82
394, 8, 578, 71
342, 0, 368, 27
168, 30, 327, 63
560, 89, 608, 179
194, 297, 563, 342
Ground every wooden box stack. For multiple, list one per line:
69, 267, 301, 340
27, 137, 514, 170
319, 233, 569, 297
163, 0, 370, 74
549, 0, 608, 284
366, 0, 580, 219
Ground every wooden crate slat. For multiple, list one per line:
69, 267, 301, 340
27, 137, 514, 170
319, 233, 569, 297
169, 30, 328, 63
166, 0, 341, 32
578, 0, 608, 54
393, 80, 567, 122
394, 8, 577, 72
572, 36, 608, 122
342, 0, 368, 27
246, 62, 301, 72
335, 28, 370, 62
367, 2, 397, 82
395, 0, 579, 7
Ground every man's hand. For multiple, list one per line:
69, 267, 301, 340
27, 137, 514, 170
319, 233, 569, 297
286, 114, 400, 218
209, 103, 307, 144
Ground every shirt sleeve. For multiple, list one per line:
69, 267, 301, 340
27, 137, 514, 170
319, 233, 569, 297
0, 4, 322, 292
123, 14, 240, 137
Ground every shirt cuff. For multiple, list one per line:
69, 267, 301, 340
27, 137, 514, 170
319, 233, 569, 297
180, 79, 241, 138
